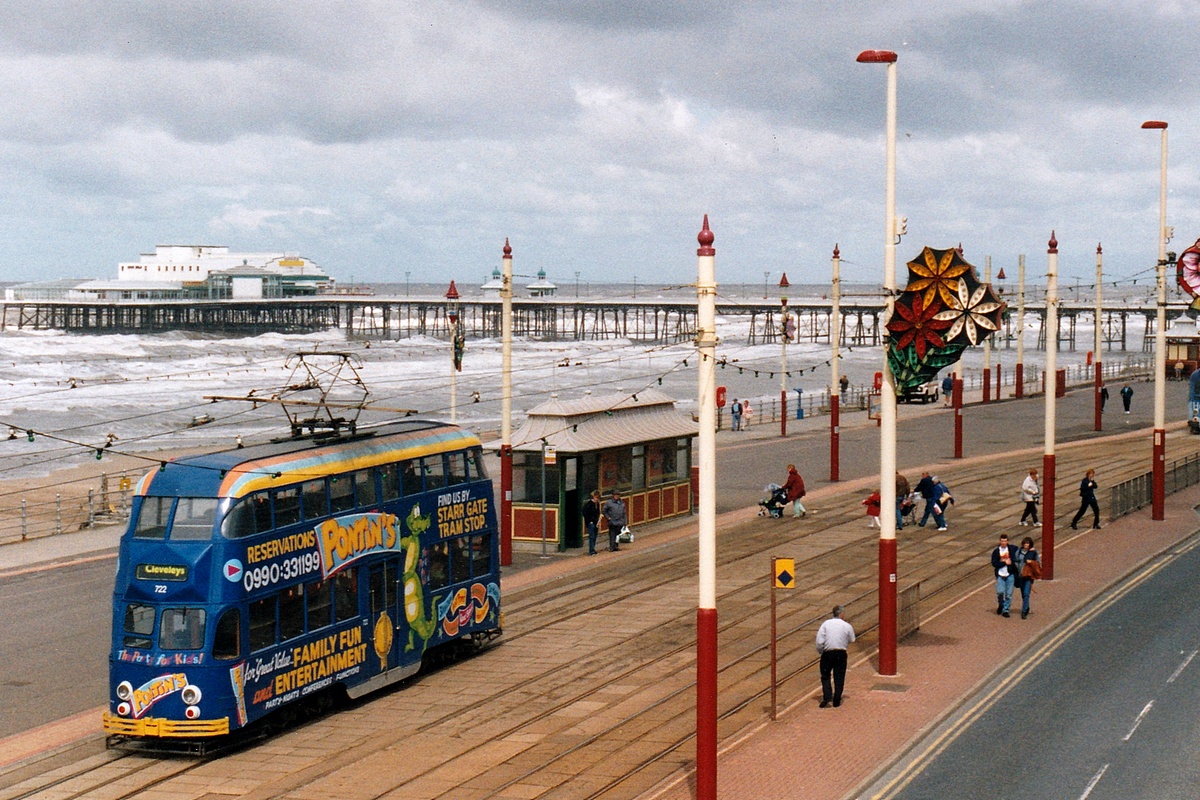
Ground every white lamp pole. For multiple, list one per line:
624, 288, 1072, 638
830, 245, 841, 481
857, 47, 898, 676
1043, 233, 1058, 580
1142, 120, 1168, 520
500, 240, 514, 565
1095, 244, 1103, 431
1016, 254, 1026, 398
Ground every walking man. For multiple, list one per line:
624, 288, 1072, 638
1120, 383, 1133, 414
1019, 468, 1040, 526
816, 605, 855, 708
991, 534, 1020, 617
1100, 383, 1109, 413
941, 373, 953, 407
582, 490, 601, 556
915, 471, 945, 529
731, 398, 743, 431
601, 490, 627, 552
1070, 468, 1101, 530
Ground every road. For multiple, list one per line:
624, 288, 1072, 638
866, 532, 1200, 799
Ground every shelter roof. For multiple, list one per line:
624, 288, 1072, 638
488, 389, 697, 453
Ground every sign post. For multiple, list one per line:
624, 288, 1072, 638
770, 556, 795, 720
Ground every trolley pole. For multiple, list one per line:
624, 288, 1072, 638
830, 245, 842, 482
1043, 233, 1059, 581
1095, 244, 1104, 432
695, 215, 719, 800
500, 239, 514, 566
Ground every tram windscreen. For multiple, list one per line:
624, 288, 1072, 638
159, 607, 206, 651
170, 498, 218, 540
134, 497, 171, 539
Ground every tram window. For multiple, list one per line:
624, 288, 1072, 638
329, 474, 355, 514
355, 469, 377, 507
274, 487, 302, 528
470, 534, 492, 578
123, 603, 155, 649
380, 464, 401, 500
467, 447, 488, 480
422, 455, 447, 490
134, 497, 172, 540
301, 479, 328, 520
249, 596, 277, 652
401, 460, 422, 495
159, 608, 206, 651
171, 497, 218, 540
212, 609, 241, 660
279, 585, 305, 641
334, 568, 358, 622
450, 538, 470, 583
426, 543, 449, 590
446, 452, 468, 485
306, 579, 333, 631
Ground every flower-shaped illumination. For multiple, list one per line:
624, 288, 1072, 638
905, 248, 970, 310
1178, 240, 1200, 298
887, 292, 952, 360
933, 279, 1003, 345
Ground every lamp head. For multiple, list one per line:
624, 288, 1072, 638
856, 49, 897, 63
1141, 120, 1167, 129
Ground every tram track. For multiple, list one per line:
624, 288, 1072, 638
3, 432, 1195, 800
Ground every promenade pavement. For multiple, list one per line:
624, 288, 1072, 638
2, 375, 1191, 800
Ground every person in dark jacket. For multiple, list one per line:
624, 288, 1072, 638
895, 472, 910, 530
1013, 536, 1040, 619
1070, 468, 1101, 529
991, 533, 1021, 617
601, 490, 627, 552
783, 464, 807, 518
1120, 383, 1133, 414
915, 471, 945, 529
582, 490, 602, 556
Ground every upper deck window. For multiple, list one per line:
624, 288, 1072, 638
301, 479, 327, 519
134, 497, 172, 540
171, 498, 218, 540
221, 492, 271, 539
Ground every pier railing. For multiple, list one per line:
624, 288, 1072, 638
1109, 452, 1200, 521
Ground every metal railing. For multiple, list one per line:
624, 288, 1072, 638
0, 472, 132, 545
1109, 452, 1200, 520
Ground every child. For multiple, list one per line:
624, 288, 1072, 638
863, 489, 881, 528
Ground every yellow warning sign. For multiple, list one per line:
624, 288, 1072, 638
774, 558, 795, 589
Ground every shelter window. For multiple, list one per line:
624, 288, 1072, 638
212, 609, 241, 660
134, 497, 172, 540
301, 479, 328, 519
329, 474, 355, 514
421, 455, 446, 490
677, 438, 691, 478
159, 607, 206, 651
631, 445, 646, 490
249, 597, 277, 652
274, 486, 302, 527
513, 452, 559, 504
122, 603, 155, 649
171, 497, 218, 540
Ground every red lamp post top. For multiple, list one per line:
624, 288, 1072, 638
445, 280, 460, 301
1141, 120, 1168, 129
997, 267, 1007, 281
778, 273, 790, 289
503, 238, 512, 258
697, 214, 715, 256
1097, 242, 1103, 255
833, 243, 840, 259
856, 49, 897, 63
1048, 230, 1058, 254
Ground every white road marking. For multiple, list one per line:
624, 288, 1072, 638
1123, 700, 1154, 741
1079, 764, 1109, 800
1167, 649, 1197, 683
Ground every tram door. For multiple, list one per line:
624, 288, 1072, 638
367, 558, 404, 674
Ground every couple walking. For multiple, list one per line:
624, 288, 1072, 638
991, 534, 1041, 619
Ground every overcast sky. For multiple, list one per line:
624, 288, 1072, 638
1, 1, 1196, 290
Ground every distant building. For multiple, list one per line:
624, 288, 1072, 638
526, 267, 557, 297
481, 266, 504, 298
118, 245, 330, 295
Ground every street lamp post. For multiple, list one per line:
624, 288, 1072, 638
982, 257, 992, 405
1043, 233, 1059, 580
405, 270, 411, 297
779, 273, 790, 437
1142, 120, 1168, 520
1095, 244, 1104, 432
500, 240, 514, 566
1016, 255, 1026, 398
445, 280, 461, 424
830, 245, 842, 482
857, 47, 899, 676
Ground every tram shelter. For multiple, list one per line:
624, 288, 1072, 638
493, 390, 698, 550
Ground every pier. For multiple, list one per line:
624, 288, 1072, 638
0, 295, 1189, 349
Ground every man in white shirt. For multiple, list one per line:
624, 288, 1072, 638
815, 605, 856, 708
1019, 468, 1040, 526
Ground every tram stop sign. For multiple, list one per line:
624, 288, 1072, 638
774, 557, 795, 589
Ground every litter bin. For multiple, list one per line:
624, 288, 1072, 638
794, 388, 804, 419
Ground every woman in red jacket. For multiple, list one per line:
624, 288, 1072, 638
783, 464, 807, 519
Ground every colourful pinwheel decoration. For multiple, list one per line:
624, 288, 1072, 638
886, 246, 1006, 392
1177, 238, 1200, 313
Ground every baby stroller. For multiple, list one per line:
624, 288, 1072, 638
900, 491, 919, 527
758, 483, 789, 518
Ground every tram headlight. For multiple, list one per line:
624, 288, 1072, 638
116, 681, 133, 701
180, 684, 202, 705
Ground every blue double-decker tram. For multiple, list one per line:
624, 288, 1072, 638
103, 419, 501, 751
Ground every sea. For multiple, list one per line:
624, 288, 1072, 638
0, 282, 1158, 481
